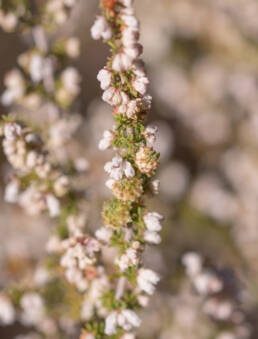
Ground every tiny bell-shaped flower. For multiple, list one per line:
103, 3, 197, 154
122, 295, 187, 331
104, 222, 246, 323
137, 268, 160, 295
143, 211, 163, 232
91, 16, 112, 40
97, 68, 112, 90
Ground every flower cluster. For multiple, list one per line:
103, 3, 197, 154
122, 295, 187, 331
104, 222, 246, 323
1, 121, 69, 216
1, 38, 81, 109
90, 0, 163, 336
182, 252, 250, 338
60, 236, 101, 291
0, 1, 164, 338
0, 0, 31, 32
42, 0, 78, 28
0, 0, 78, 32
0, 118, 107, 337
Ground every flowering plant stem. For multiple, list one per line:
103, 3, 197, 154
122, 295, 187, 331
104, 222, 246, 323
89, 0, 163, 337
0, 1, 164, 338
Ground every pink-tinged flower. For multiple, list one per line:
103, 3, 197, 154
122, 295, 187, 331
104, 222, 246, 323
112, 44, 142, 72
112, 52, 133, 72
132, 72, 149, 95
143, 125, 158, 145
91, 16, 112, 40
120, 9, 139, 28
97, 68, 112, 90
122, 27, 139, 47
102, 87, 129, 106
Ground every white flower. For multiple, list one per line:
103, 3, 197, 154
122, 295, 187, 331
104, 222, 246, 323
105, 309, 140, 335
143, 212, 163, 232
122, 27, 139, 47
29, 53, 44, 82
61, 67, 81, 95
105, 178, 115, 190
116, 248, 139, 271
137, 268, 160, 295
4, 122, 22, 141
65, 37, 80, 58
46, 194, 61, 217
104, 156, 123, 180
1, 69, 25, 105
112, 44, 142, 72
193, 271, 223, 295
120, 11, 139, 28
112, 52, 133, 72
97, 69, 112, 90
182, 252, 202, 277
95, 226, 113, 243
203, 299, 233, 321
20, 293, 45, 326
120, 0, 134, 7
26, 151, 44, 169
91, 16, 112, 40
4, 180, 20, 203
143, 126, 158, 145
124, 160, 135, 177
0, 295, 15, 325
118, 309, 141, 331
99, 130, 114, 150
19, 185, 46, 215
104, 156, 135, 180
144, 231, 161, 244
105, 312, 117, 335
150, 179, 160, 195
0, 11, 18, 32
102, 87, 128, 106
119, 94, 152, 118
65, 267, 88, 292
132, 73, 149, 95
125, 44, 142, 59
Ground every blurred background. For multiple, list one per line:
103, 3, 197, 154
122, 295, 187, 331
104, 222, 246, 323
1, 0, 258, 338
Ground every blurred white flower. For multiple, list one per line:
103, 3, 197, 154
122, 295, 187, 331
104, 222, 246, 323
91, 16, 112, 40
0, 295, 15, 325
137, 268, 160, 295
